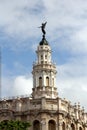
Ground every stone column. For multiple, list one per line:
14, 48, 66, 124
58, 123, 63, 130
41, 119, 46, 130
41, 97, 46, 109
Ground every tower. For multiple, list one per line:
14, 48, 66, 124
32, 35, 58, 99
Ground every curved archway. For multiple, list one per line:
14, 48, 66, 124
79, 126, 82, 130
48, 120, 56, 130
71, 123, 75, 130
0, 111, 12, 121
62, 122, 65, 130
46, 77, 49, 86
33, 120, 40, 130
39, 77, 42, 87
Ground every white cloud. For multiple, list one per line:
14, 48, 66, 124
71, 27, 87, 52
56, 57, 87, 110
0, 0, 41, 39
57, 77, 87, 110
2, 75, 32, 97
1, 2, 87, 69
13, 75, 32, 96
0, 0, 87, 45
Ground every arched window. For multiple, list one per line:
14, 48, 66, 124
48, 120, 56, 130
46, 77, 49, 86
39, 77, 42, 86
33, 120, 40, 130
62, 122, 65, 130
71, 123, 75, 130
79, 127, 82, 130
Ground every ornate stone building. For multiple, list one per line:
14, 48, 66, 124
0, 33, 87, 130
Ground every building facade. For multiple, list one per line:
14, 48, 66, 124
0, 35, 87, 130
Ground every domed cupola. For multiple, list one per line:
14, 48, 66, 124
39, 35, 49, 45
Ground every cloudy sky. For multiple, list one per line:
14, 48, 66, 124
0, 0, 87, 110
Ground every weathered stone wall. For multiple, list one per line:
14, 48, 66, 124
0, 96, 87, 130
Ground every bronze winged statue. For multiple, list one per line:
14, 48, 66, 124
39, 22, 47, 36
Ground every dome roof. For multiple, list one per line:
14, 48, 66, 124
39, 35, 49, 45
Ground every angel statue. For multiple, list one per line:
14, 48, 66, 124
38, 22, 47, 36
